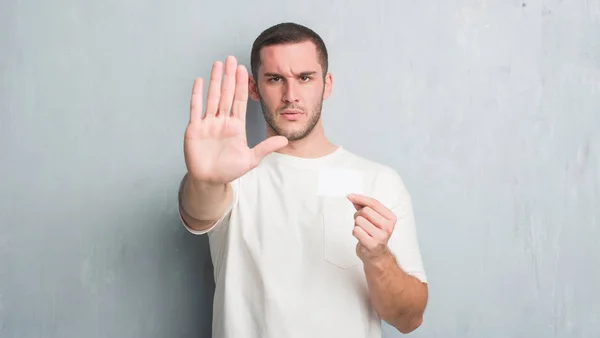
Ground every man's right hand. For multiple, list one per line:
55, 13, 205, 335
184, 56, 288, 184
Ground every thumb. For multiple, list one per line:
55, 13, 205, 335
251, 136, 288, 164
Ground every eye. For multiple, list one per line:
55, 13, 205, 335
267, 77, 281, 83
300, 75, 311, 82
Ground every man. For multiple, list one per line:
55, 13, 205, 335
178, 22, 428, 338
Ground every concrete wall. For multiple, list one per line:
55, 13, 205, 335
1, 0, 598, 337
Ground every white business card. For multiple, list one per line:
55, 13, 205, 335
317, 168, 364, 197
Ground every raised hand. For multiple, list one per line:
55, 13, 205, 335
184, 56, 288, 184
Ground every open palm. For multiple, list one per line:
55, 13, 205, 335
184, 56, 287, 184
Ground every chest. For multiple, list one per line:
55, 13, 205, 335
235, 169, 369, 270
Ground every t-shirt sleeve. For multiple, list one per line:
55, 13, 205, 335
178, 176, 239, 235
378, 168, 428, 284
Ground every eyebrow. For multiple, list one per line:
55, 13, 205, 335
263, 71, 317, 77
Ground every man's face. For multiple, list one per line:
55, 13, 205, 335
250, 41, 333, 141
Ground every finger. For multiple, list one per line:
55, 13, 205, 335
217, 56, 237, 117
251, 136, 288, 165
348, 194, 395, 220
352, 225, 376, 247
355, 216, 385, 240
232, 64, 249, 121
354, 207, 388, 230
189, 78, 203, 123
205, 61, 224, 118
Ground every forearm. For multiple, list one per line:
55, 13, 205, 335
363, 249, 428, 334
179, 173, 232, 230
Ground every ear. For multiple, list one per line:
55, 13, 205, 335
322, 72, 333, 100
248, 75, 260, 101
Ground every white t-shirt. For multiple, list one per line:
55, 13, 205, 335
180, 147, 427, 338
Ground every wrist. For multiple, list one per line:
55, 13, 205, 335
363, 247, 395, 271
187, 174, 227, 192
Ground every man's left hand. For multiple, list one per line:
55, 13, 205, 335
347, 194, 397, 264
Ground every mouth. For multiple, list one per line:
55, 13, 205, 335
280, 109, 304, 115
279, 109, 304, 121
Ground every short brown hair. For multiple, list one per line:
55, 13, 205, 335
250, 22, 329, 79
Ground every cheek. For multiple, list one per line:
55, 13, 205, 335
260, 87, 282, 103
308, 83, 324, 97
259, 91, 284, 113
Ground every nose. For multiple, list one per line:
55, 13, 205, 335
283, 81, 299, 103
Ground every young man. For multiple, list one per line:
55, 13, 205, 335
179, 22, 428, 338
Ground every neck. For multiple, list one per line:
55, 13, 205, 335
267, 122, 338, 158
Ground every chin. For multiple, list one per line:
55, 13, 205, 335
278, 129, 301, 139
269, 126, 300, 140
